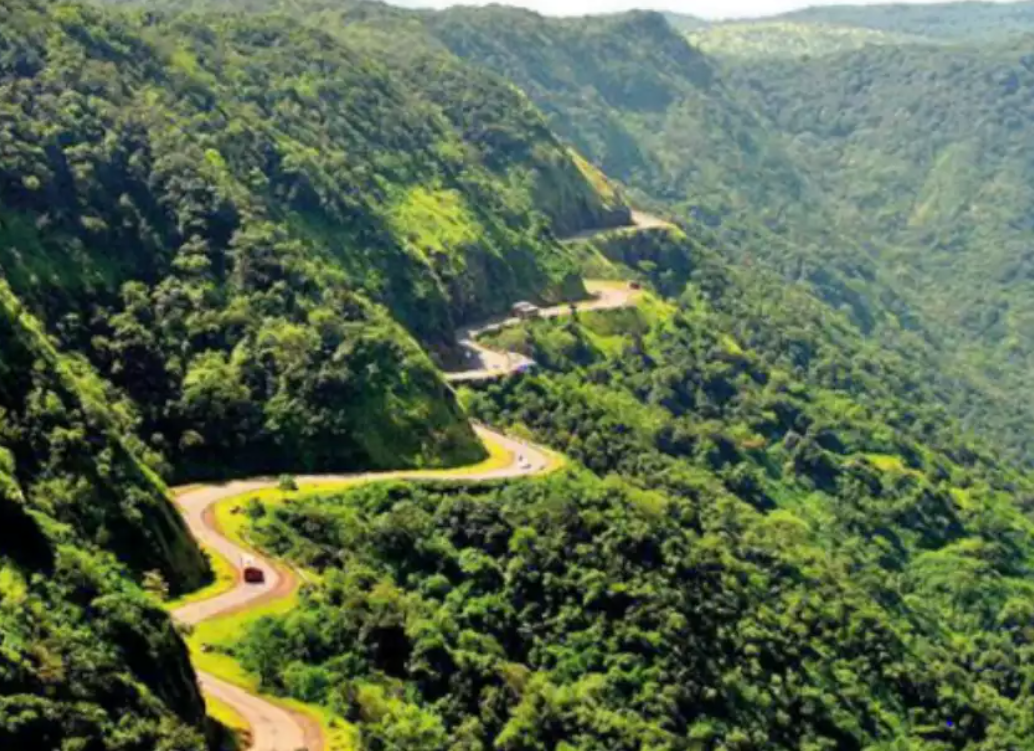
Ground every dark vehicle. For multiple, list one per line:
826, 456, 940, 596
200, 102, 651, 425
242, 556, 265, 584
629, 281, 642, 290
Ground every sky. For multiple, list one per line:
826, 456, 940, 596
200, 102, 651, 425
389, 0, 1018, 21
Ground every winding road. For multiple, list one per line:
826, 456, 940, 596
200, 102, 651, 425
444, 214, 663, 383
446, 280, 640, 382
171, 276, 641, 750
172, 427, 554, 750
559, 209, 671, 243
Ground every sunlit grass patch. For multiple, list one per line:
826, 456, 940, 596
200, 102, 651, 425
387, 184, 481, 262
189, 594, 359, 751
864, 453, 912, 474
165, 544, 237, 611
206, 694, 249, 751
188, 592, 299, 687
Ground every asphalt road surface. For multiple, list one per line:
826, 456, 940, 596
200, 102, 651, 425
171, 272, 641, 750
446, 281, 640, 382
172, 427, 554, 751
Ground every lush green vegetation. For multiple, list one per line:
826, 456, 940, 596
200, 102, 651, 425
185, 224, 1034, 749
369, 4, 1034, 470
718, 38, 1034, 402
422, 7, 808, 224
0, 0, 634, 745
12, 0, 1034, 749
674, 2, 1034, 46
0, 0, 639, 481
0, 281, 210, 748
224, 250, 1034, 746
776, 1, 1034, 39
689, 21, 926, 59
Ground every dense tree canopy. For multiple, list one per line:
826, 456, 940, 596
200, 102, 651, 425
229, 255, 1034, 746
8, 1, 1034, 749
380, 4, 1034, 470
0, 0, 634, 745
0, 282, 209, 749
775, 1, 1034, 39
0, 0, 638, 480
184, 227, 1034, 751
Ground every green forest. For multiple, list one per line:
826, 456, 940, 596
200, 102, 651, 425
374, 2, 1034, 470
0, 279, 210, 748
220, 226, 1034, 750
7, 0, 1034, 748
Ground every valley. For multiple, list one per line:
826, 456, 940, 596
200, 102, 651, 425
168, 281, 618, 748
6, 0, 1034, 749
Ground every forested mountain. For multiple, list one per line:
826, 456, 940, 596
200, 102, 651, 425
223, 228, 1034, 749
423, 8, 813, 222
10, 0, 1034, 749
675, 2, 1034, 55
777, 1, 1034, 39
689, 21, 926, 58
0, 0, 639, 480
359, 3, 1034, 468
714, 37, 1034, 457
0, 0, 629, 745
0, 282, 210, 747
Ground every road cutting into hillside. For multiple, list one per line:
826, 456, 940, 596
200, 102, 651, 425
447, 280, 641, 382
447, 211, 664, 382
172, 278, 640, 751
560, 209, 672, 242
444, 215, 661, 382
173, 428, 555, 750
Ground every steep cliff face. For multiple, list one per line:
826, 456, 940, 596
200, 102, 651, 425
0, 283, 207, 586
0, 282, 208, 749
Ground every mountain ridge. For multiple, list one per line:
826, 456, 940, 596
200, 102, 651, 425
8, 0, 1034, 748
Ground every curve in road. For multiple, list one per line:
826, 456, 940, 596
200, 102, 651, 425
447, 280, 640, 382
560, 209, 672, 243
172, 279, 639, 750
173, 428, 557, 750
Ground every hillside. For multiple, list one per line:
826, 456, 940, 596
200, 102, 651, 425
210, 229, 1034, 748
689, 20, 927, 58
376, 5, 1034, 467
0, 0, 639, 481
718, 38, 1034, 443
11, 0, 1034, 749
422, 8, 814, 221
0, 282, 210, 747
777, 1, 1034, 39
0, 2, 633, 745
662, 11, 710, 32
459, 255, 1034, 747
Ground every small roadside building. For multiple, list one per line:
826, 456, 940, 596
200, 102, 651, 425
511, 301, 540, 320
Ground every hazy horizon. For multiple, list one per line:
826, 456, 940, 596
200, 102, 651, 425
386, 0, 1025, 21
